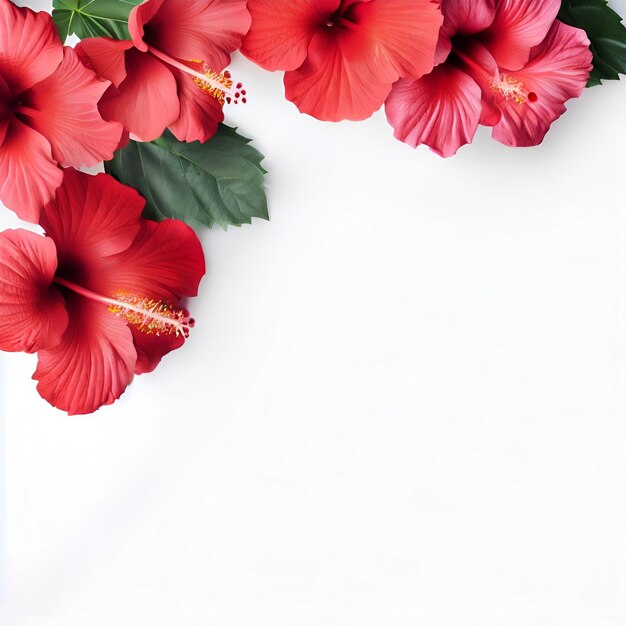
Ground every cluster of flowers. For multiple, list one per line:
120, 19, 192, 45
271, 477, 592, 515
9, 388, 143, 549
0, 0, 605, 414
242, 0, 593, 157
0, 0, 251, 414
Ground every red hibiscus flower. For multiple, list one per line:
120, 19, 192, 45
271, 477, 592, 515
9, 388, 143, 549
241, 0, 443, 122
76, 0, 251, 143
0, 169, 205, 415
0, 0, 122, 222
385, 0, 593, 156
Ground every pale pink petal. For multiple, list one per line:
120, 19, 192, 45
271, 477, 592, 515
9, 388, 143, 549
386, 64, 483, 157
0, 229, 68, 353
491, 21, 592, 147
20, 47, 123, 168
34, 296, 136, 415
98, 49, 180, 142
442, 0, 496, 35
169, 65, 224, 143
485, 0, 561, 70
242, 0, 340, 71
0, 0, 62, 93
140, 0, 251, 71
0, 119, 63, 223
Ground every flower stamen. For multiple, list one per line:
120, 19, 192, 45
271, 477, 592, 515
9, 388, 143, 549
108, 291, 194, 338
491, 74, 537, 105
148, 46, 245, 105
53, 278, 194, 339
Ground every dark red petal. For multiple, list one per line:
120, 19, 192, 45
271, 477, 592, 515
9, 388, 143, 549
20, 47, 123, 168
34, 296, 136, 415
75, 37, 133, 88
0, 0, 62, 93
101, 219, 206, 301
128, 0, 167, 52
0, 74, 11, 145
485, 0, 561, 70
169, 66, 224, 143
140, 0, 251, 71
242, 0, 339, 71
40, 169, 144, 279
0, 229, 68, 353
98, 49, 179, 142
0, 119, 63, 223
130, 326, 185, 375
492, 21, 592, 147
386, 64, 483, 158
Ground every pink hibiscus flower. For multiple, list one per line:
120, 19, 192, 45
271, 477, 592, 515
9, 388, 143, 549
76, 0, 251, 143
385, 0, 593, 157
0, 169, 205, 415
241, 0, 443, 122
0, 0, 122, 222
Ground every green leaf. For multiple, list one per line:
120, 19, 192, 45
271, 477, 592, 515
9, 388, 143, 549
52, 0, 143, 42
558, 0, 626, 86
104, 126, 269, 230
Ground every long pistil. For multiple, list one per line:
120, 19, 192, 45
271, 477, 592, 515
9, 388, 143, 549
54, 277, 194, 338
148, 46, 245, 104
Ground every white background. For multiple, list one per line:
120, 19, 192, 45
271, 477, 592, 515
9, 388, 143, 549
2, 1, 626, 624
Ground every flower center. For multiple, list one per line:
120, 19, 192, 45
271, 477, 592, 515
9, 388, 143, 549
491, 74, 537, 105
148, 47, 246, 105
325, 2, 361, 29
453, 45, 538, 106
54, 278, 194, 339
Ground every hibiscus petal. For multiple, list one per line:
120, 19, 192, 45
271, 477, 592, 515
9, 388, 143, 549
101, 219, 206, 301
242, 0, 340, 71
492, 21, 592, 147
98, 48, 179, 142
442, 0, 496, 36
485, 0, 561, 70
34, 295, 136, 415
40, 170, 143, 274
346, 0, 443, 80
169, 66, 224, 143
100, 219, 205, 374
0, 229, 68, 353
128, 0, 167, 52
386, 64, 483, 158
130, 326, 185, 375
75, 38, 133, 88
284, 28, 392, 121
20, 47, 123, 168
0, 119, 63, 223
0, 0, 62, 93
0, 75, 11, 145
137, 0, 251, 71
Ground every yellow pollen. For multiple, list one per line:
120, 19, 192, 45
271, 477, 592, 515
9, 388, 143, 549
491, 74, 536, 105
191, 60, 246, 105
108, 291, 194, 338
